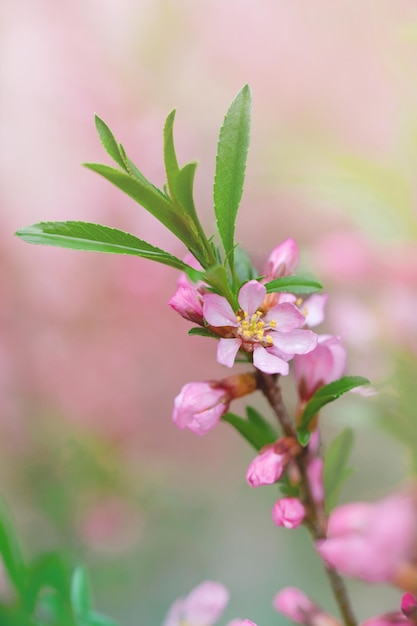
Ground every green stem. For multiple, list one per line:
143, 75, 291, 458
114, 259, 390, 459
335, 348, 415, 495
256, 371, 358, 626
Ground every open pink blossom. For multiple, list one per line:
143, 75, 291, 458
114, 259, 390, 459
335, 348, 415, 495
316, 494, 417, 585
294, 335, 346, 402
163, 581, 229, 626
272, 497, 306, 529
274, 587, 340, 626
172, 382, 230, 435
203, 280, 317, 374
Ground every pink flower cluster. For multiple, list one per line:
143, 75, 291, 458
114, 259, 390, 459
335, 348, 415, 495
170, 239, 324, 375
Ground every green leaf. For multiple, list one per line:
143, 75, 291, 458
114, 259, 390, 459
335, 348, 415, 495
0, 498, 27, 597
245, 406, 278, 443
234, 246, 258, 284
25, 551, 71, 613
15, 221, 191, 271
187, 327, 219, 339
324, 428, 355, 512
297, 376, 370, 440
213, 85, 252, 274
265, 275, 323, 295
222, 412, 275, 450
94, 116, 126, 171
71, 566, 92, 617
163, 110, 180, 199
175, 163, 198, 220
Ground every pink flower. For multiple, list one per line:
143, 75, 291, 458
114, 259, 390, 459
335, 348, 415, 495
274, 587, 340, 626
172, 382, 230, 435
294, 335, 346, 402
264, 238, 299, 279
272, 497, 306, 529
246, 438, 300, 487
163, 581, 229, 626
301, 294, 328, 328
316, 494, 417, 585
203, 280, 317, 374
226, 622, 258, 626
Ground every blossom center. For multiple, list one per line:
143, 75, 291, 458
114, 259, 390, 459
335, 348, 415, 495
236, 309, 276, 348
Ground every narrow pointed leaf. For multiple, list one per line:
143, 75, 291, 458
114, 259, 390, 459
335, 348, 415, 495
15, 221, 192, 271
245, 406, 278, 443
71, 566, 92, 617
202, 264, 236, 305
324, 428, 355, 512
187, 327, 219, 339
265, 275, 323, 295
222, 412, 275, 450
298, 376, 370, 437
94, 116, 126, 171
175, 162, 199, 219
214, 85, 252, 268
163, 110, 180, 199
0, 498, 27, 596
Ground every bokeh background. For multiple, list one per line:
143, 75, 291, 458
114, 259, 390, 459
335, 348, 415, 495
1, 0, 417, 623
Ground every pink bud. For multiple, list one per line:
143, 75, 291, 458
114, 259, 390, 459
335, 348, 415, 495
362, 614, 409, 626
246, 438, 300, 488
274, 587, 340, 626
264, 238, 299, 279
163, 581, 229, 626
168, 285, 204, 325
172, 382, 229, 435
401, 593, 417, 623
294, 335, 346, 403
272, 498, 306, 529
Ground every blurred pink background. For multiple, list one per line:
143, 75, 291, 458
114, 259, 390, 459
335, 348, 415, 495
1, 1, 417, 623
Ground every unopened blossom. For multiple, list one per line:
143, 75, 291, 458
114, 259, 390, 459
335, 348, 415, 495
274, 587, 340, 626
246, 438, 301, 487
294, 335, 346, 403
172, 382, 230, 435
316, 494, 417, 587
401, 593, 417, 623
173, 373, 257, 436
203, 280, 317, 375
169, 253, 205, 324
163, 581, 229, 626
272, 497, 306, 529
264, 238, 299, 279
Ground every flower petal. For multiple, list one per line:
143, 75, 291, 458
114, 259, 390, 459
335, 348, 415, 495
253, 345, 289, 375
238, 280, 266, 314
203, 294, 237, 327
266, 302, 305, 332
217, 338, 242, 368
303, 293, 328, 327
272, 329, 317, 355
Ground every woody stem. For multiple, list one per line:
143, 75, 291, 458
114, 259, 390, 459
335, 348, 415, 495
256, 371, 358, 626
